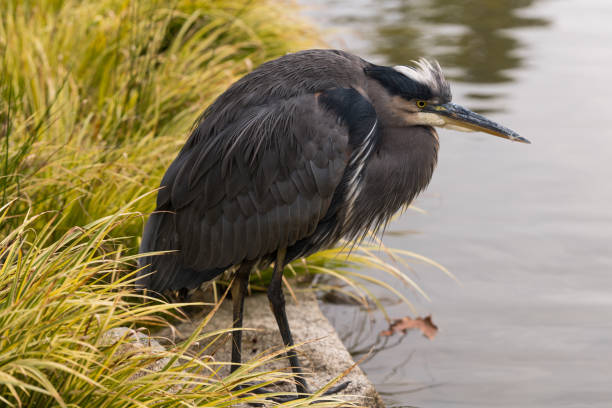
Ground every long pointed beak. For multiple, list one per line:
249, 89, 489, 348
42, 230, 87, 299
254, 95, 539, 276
427, 102, 530, 144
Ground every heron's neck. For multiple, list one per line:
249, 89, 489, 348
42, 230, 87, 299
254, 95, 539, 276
343, 78, 439, 236
339, 121, 438, 241
371, 123, 439, 198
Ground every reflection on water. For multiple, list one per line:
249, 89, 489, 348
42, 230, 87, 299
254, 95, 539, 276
420, 0, 548, 83
306, 0, 548, 97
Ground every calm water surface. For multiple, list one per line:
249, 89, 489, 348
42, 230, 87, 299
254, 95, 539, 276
300, 0, 612, 406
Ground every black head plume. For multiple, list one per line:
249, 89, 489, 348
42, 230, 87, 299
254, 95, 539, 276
365, 58, 452, 103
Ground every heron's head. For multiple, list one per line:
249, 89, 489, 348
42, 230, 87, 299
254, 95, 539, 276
365, 59, 529, 143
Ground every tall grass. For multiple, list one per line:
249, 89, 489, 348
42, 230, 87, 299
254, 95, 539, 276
0, 202, 351, 407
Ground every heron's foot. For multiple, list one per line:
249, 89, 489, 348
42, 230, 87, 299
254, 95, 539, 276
262, 381, 351, 404
233, 380, 280, 395
229, 381, 276, 407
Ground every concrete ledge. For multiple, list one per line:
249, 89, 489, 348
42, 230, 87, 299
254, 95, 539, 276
164, 290, 384, 407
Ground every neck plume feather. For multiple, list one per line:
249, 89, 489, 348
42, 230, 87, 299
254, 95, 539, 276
343, 125, 439, 241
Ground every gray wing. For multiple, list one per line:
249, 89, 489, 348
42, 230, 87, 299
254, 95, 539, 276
139, 92, 353, 291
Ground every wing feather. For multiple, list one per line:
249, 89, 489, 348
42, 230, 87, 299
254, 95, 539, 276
139, 87, 380, 291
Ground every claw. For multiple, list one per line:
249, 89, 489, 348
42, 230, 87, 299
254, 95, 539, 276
232, 382, 281, 407
235, 380, 350, 405
253, 381, 351, 404
322, 380, 350, 396
234, 381, 280, 395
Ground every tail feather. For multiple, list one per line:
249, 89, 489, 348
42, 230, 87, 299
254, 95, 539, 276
137, 210, 226, 293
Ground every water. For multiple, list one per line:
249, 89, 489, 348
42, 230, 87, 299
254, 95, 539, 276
300, 0, 612, 406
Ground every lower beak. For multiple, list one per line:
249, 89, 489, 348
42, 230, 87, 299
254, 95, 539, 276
428, 103, 530, 144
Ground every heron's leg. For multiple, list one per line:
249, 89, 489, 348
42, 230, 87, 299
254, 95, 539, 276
231, 262, 253, 373
267, 248, 309, 394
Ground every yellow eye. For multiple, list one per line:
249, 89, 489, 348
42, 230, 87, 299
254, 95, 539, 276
416, 100, 427, 108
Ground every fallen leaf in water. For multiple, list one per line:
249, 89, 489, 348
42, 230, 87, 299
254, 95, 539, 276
379, 315, 438, 340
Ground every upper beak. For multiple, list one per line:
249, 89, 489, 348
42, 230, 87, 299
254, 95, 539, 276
426, 102, 530, 144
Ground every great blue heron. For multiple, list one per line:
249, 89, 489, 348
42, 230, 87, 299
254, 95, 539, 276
138, 49, 528, 397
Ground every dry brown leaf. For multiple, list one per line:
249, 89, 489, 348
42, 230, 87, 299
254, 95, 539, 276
379, 315, 438, 340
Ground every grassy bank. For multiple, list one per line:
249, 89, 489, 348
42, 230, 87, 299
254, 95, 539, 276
0, 203, 354, 407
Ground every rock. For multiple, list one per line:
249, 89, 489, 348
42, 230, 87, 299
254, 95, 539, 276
99, 327, 171, 375
160, 290, 385, 407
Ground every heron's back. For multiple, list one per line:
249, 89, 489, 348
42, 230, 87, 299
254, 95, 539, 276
138, 50, 375, 292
